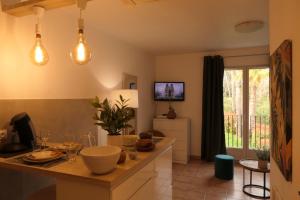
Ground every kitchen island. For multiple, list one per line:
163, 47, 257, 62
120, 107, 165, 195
0, 138, 175, 200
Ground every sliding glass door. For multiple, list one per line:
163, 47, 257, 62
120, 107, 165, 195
223, 67, 270, 159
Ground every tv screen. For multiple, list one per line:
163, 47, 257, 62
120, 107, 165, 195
154, 82, 185, 101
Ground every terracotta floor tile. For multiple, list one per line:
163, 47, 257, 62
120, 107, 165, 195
171, 160, 270, 200
204, 193, 227, 200
186, 190, 205, 200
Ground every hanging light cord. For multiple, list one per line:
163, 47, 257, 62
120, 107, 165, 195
35, 14, 41, 37
32, 6, 45, 37
79, 8, 82, 20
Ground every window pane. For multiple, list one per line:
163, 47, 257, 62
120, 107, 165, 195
248, 68, 270, 149
223, 70, 243, 149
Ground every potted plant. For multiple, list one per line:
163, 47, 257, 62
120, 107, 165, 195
92, 95, 135, 146
256, 146, 270, 169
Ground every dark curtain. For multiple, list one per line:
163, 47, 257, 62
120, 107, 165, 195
201, 55, 226, 162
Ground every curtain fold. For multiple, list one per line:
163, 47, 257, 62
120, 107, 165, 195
201, 55, 226, 161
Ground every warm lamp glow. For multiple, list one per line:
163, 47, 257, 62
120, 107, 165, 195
70, 31, 91, 65
30, 6, 48, 66
110, 89, 139, 108
30, 35, 49, 66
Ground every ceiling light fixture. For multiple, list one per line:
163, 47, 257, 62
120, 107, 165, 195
122, 0, 160, 6
30, 6, 49, 66
70, 0, 92, 65
235, 20, 264, 33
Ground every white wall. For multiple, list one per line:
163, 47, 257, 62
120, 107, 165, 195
0, 5, 155, 133
269, 0, 300, 199
155, 46, 269, 156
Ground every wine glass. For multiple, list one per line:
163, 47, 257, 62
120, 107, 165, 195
41, 130, 51, 149
35, 130, 51, 150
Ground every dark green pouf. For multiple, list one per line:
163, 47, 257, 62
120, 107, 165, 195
214, 154, 234, 180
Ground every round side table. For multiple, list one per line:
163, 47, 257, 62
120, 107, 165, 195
239, 159, 270, 199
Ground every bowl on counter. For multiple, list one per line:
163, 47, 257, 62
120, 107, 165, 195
80, 146, 121, 174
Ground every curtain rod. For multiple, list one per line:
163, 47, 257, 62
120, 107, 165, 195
223, 53, 269, 58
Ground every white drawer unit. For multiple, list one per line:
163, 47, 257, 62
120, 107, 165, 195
153, 118, 191, 164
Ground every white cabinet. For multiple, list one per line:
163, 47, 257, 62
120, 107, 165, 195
112, 162, 154, 200
153, 118, 191, 164
130, 147, 172, 200
114, 146, 173, 200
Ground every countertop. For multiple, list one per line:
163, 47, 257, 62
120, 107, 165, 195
0, 137, 175, 189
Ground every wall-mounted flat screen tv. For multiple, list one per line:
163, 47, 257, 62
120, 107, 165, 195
154, 82, 185, 101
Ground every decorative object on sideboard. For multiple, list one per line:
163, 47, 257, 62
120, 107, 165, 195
270, 40, 292, 181
256, 146, 270, 170
70, 0, 92, 65
167, 104, 177, 119
30, 6, 49, 66
91, 95, 135, 146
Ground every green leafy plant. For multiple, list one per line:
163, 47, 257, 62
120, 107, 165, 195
256, 146, 270, 161
91, 95, 135, 135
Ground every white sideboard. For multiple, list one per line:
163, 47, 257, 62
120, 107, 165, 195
153, 118, 191, 164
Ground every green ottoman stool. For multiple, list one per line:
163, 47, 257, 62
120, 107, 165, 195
215, 154, 234, 180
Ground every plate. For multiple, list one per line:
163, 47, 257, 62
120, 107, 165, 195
136, 143, 155, 152
23, 150, 64, 164
51, 143, 82, 152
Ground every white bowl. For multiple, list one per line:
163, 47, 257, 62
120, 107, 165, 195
80, 146, 121, 174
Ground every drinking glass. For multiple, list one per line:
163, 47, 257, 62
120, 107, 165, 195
35, 130, 51, 150
64, 134, 80, 162
80, 132, 96, 147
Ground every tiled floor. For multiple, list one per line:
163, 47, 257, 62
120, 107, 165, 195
156, 160, 270, 200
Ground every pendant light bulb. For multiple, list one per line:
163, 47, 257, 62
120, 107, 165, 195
70, 0, 91, 65
30, 6, 49, 66
30, 33, 49, 66
70, 28, 91, 65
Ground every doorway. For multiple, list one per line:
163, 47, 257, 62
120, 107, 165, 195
223, 67, 270, 159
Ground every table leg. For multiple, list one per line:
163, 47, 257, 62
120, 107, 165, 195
250, 170, 252, 185
263, 172, 266, 198
243, 168, 245, 186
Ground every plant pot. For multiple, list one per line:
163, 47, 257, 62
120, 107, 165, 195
107, 135, 123, 147
258, 160, 268, 169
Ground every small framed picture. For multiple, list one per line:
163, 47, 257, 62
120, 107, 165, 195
129, 82, 137, 89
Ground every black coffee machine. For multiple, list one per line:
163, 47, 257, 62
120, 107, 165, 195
0, 113, 37, 154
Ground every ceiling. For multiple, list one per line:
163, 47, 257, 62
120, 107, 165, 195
56, 0, 270, 54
